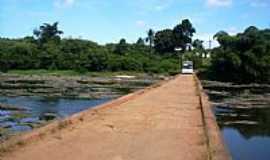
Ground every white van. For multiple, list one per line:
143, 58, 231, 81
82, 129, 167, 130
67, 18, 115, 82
182, 61, 194, 74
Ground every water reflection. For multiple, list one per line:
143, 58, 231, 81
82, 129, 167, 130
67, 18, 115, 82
222, 128, 270, 160
214, 105, 270, 160
215, 106, 270, 139
0, 96, 111, 118
0, 96, 111, 138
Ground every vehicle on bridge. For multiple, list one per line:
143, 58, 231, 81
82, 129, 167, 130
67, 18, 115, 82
182, 61, 194, 74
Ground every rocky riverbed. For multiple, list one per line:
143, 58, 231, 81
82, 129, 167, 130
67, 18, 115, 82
0, 73, 164, 141
202, 80, 270, 135
0, 99, 62, 138
202, 80, 270, 160
202, 80, 270, 108
0, 103, 40, 141
0, 73, 163, 99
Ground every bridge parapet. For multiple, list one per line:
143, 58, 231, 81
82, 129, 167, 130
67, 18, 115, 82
1, 75, 231, 160
194, 74, 231, 160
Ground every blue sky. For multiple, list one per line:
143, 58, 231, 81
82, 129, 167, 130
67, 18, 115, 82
0, 0, 269, 47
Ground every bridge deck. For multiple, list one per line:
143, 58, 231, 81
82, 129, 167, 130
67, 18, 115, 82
1, 75, 227, 160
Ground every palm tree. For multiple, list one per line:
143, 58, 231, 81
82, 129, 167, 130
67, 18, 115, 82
33, 22, 63, 45
146, 29, 155, 54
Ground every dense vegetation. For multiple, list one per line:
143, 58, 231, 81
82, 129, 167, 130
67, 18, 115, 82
1, 19, 269, 83
0, 20, 202, 75
208, 26, 270, 83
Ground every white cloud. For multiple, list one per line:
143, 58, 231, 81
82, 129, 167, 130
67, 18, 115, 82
136, 20, 147, 28
226, 26, 239, 35
206, 0, 232, 7
153, 0, 174, 11
131, 0, 174, 14
54, 0, 76, 8
155, 5, 167, 11
250, 0, 269, 7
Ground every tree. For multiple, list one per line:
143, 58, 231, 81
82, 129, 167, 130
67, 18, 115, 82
213, 31, 239, 50
154, 29, 175, 53
146, 29, 155, 54
192, 39, 205, 60
210, 26, 270, 83
244, 26, 259, 34
193, 39, 204, 51
0, 20, 197, 74
136, 38, 145, 46
173, 19, 196, 51
33, 22, 63, 45
114, 38, 129, 55
180, 19, 196, 38
213, 31, 229, 46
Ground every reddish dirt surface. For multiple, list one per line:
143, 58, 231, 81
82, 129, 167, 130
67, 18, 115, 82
1, 75, 219, 160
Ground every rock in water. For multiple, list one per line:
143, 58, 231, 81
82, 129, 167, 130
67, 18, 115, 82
39, 113, 58, 121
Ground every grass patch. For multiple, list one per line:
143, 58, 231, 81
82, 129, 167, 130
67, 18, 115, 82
7, 70, 149, 77
7, 113, 30, 122
0, 127, 7, 136
8, 70, 83, 76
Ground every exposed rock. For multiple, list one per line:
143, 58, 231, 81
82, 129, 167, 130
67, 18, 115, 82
0, 127, 7, 137
202, 80, 270, 93
0, 74, 161, 99
39, 113, 58, 121
202, 80, 270, 109
0, 103, 27, 111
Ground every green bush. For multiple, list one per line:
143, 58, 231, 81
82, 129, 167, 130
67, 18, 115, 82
209, 27, 270, 83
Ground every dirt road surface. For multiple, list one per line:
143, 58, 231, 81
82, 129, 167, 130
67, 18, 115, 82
1, 75, 210, 160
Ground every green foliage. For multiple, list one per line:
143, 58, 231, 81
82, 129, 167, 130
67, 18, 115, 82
0, 39, 39, 71
210, 27, 270, 83
193, 39, 204, 51
33, 22, 63, 45
136, 38, 145, 46
146, 29, 155, 54
154, 19, 196, 54
154, 29, 175, 53
184, 51, 203, 69
158, 59, 179, 74
173, 19, 196, 51
0, 35, 182, 74
0, 20, 199, 74
114, 38, 129, 55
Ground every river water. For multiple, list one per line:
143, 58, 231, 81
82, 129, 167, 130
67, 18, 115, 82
214, 102, 270, 159
0, 96, 111, 138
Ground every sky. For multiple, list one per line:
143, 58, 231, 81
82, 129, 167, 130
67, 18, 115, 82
0, 0, 270, 47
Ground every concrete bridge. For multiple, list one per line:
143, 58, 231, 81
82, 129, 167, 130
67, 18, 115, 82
0, 75, 230, 160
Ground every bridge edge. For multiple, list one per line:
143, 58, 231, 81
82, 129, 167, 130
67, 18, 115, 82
0, 76, 175, 156
194, 74, 232, 160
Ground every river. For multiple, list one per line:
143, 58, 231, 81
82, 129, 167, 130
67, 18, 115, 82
0, 96, 111, 139
215, 106, 270, 160
202, 80, 270, 160
0, 74, 160, 140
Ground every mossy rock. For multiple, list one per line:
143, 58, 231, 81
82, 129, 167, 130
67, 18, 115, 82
39, 113, 58, 121
0, 127, 7, 137
7, 113, 30, 122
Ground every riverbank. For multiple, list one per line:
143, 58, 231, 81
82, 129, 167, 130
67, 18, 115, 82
0, 71, 165, 142
201, 80, 270, 160
0, 71, 164, 99
0, 75, 226, 160
202, 80, 270, 108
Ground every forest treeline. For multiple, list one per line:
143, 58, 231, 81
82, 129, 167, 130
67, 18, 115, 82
209, 26, 270, 83
0, 19, 200, 75
0, 19, 270, 83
